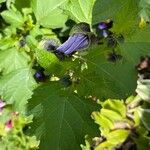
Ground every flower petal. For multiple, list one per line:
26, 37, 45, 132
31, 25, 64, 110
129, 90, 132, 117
64, 35, 89, 54
57, 33, 89, 55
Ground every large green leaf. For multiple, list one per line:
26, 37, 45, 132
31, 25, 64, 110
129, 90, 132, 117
28, 82, 99, 150
92, 0, 139, 36
0, 48, 30, 75
31, 0, 68, 28
64, 0, 96, 25
0, 68, 37, 113
75, 27, 150, 99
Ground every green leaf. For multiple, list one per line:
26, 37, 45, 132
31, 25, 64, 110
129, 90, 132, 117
107, 129, 129, 145
28, 82, 99, 150
35, 48, 59, 72
92, 0, 138, 36
0, 0, 6, 3
31, 0, 68, 28
64, 0, 96, 25
0, 38, 16, 50
14, 0, 30, 10
102, 99, 126, 118
95, 129, 129, 150
136, 79, 150, 102
1, 9, 24, 27
92, 111, 114, 136
138, 108, 150, 131
75, 27, 150, 99
75, 46, 135, 99
80, 135, 92, 150
101, 109, 123, 122
0, 68, 37, 113
95, 141, 114, 150
139, 0, 150, 22
134, 134, 150, 150
0, 48, 30, 75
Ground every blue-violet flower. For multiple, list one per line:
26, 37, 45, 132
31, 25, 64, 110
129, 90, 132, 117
56, 33, 89, 55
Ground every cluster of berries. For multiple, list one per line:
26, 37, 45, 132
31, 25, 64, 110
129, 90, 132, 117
98, 20, 123, 62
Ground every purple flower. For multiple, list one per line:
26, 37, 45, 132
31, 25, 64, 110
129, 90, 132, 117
98, 22, 108, 30
56, 33, 89, 55
98, 20, 113, 30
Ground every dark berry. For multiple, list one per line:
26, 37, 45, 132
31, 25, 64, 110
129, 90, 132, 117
42, 39, 59, 52
117, 34, 125, 43
107, 52, 122, 63
106, 19, 113, 29
107, 36, 117, 48
54, 51, 65, 60
34, 71, 46, 82
19, 39, 26, 47
60, 75, 72, 87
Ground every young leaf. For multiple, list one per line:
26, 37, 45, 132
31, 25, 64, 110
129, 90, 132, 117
101, 109, 123, 122
106, 129, 130, 145
92, 111, 114, 136
95, 129, 130, 150
1, 9, 24, 27
102, 99, 126, 117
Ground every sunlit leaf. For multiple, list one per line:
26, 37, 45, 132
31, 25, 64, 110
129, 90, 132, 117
0, 68, 37, 113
